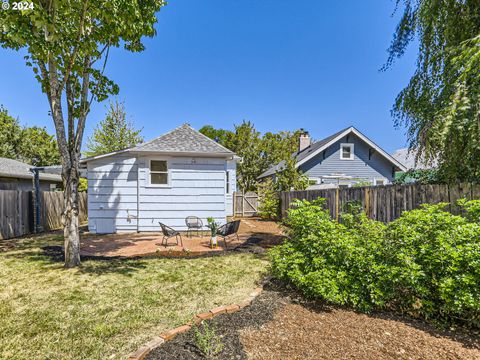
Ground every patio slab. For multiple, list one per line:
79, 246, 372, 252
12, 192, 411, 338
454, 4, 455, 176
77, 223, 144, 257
80, 218, 284, 258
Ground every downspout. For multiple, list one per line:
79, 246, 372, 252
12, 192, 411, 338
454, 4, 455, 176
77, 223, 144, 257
136, 155, 140, 232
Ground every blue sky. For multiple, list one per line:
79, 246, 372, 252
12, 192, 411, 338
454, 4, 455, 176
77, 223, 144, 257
0, 0, 416, 153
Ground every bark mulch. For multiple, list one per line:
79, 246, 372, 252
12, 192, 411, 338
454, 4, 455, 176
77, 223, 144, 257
146, 281, 480, 360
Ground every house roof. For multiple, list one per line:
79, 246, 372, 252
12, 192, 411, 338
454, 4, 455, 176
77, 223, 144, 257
392, 148, 437, 170
81, 124, 235, 163
0, 157, 63, 182
258, 126, 407, 179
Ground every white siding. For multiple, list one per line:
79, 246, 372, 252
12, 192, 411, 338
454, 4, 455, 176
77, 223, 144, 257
87, 154, 235, 233
225, 161, 237, 216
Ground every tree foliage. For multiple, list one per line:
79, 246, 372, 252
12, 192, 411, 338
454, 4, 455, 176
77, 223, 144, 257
200, 121, 304, 191
386, 0, 480, 182
84, 100, 143, 157
0, 0, 166, 267
18, 126, 60, 166
0, 105, 22, 159
0, 105, 60, 166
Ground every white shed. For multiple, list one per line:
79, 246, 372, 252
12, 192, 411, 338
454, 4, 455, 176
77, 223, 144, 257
81, 124, 238, 234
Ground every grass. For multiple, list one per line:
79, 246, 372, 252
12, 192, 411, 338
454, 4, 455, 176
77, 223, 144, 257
0, 232, 268, 360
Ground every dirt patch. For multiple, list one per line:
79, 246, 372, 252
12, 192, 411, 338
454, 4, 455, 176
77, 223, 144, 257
146, 281, 480, 360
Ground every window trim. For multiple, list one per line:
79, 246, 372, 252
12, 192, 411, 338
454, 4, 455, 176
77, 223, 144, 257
147, 158, 171, 187
226, 171, 230, 194
340, 143, 354, 160
374, 178, 387, 186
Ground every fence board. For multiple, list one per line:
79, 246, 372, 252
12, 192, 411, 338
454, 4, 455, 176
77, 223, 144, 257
280, 183, 480, 223
0, 190, 87, 239
234, 192, 258, 217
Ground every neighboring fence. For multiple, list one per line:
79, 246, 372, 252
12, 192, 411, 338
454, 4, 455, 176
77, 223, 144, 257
0, 191, 88, 240
280, 183, 480, 222
233, 191, 259, 217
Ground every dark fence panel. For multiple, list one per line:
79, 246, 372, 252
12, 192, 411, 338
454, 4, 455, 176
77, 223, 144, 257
280, 183, 480, 222
0, 191, 87, 240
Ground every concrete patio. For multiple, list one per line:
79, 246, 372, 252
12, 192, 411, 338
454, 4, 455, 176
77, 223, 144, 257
80, 218, 284, 257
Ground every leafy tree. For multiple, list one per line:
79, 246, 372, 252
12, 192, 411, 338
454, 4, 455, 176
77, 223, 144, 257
19, 126, 60, 166
0, 105, 60, 166
199, 125, 234, 150
386, 0, 480, 182
260, 130, 302, 169
200, 123, 303, 192
85, 100, 143, 157
274, 152, 309, 192
0, 106, 22, 159
229, 121, 263, 192
394, 169, 440, 185
0, 0, 166, 267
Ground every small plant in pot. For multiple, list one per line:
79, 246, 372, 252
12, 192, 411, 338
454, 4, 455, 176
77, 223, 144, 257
206, 217, 220, 248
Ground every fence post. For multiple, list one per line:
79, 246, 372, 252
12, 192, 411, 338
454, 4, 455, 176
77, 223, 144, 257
335, 188, 340, 221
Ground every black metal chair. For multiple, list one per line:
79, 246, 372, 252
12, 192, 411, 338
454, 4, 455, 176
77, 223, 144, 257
217, 220, 241, 249
159, 222, 183, 247
185, 216, 203, 237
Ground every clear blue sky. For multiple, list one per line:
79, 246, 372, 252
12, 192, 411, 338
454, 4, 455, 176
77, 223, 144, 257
0, 0, 416, 153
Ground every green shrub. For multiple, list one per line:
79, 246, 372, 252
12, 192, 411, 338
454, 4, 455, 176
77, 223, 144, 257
257, 178, 280, 220
383, 203, 480, 326
270, 199, 480, 328
271, 199, 386, 311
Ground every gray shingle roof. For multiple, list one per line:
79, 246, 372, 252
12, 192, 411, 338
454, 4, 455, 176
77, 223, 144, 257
0, 157, 62, 182
132, 124, 234, 154
392, 148, 437, 170
258, 127, 350, 178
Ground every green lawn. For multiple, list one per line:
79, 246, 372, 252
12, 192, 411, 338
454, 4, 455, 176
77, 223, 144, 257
0, 233, 268, 360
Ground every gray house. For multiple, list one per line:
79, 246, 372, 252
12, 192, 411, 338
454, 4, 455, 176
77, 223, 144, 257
0, 157, 63, 191
81, 124, 238, 234
259, 126, 406, 188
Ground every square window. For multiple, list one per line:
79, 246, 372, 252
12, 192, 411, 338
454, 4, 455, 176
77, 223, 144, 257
340, 143, 354, 160
150, 160, 169, 185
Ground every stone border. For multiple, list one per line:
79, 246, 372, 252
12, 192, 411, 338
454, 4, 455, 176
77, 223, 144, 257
127, 287, 263, 360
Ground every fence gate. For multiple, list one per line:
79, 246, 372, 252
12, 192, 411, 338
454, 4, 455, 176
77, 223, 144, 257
233, 191, 258, 217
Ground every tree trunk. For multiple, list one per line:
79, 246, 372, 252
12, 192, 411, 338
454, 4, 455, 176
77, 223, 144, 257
63, 160, 81, 268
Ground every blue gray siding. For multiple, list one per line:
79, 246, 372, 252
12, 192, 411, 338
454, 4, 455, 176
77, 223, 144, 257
299, 133, 395, 185
87, 154, 234, 233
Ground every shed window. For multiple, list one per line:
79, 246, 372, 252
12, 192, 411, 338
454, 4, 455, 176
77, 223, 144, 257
226, 171, 230, 194
150, 160, 168, 185
340, 143, 354, 160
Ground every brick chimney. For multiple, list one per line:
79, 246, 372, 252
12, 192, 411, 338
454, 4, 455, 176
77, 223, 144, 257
298, 129, 311, 152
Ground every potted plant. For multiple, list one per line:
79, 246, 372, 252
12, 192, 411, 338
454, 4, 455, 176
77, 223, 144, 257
206, 217, 220, 248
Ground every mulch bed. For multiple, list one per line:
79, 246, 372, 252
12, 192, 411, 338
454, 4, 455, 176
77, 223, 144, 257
146, 280, 480, 360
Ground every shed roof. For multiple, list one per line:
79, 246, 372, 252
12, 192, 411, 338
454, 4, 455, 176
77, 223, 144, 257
81, 124, 235, 163
0, 157, 62, 182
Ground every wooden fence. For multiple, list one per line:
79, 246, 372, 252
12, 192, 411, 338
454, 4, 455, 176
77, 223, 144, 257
0, 191, 87, 240
233, 191, 259, 217
280, 183, 480, 222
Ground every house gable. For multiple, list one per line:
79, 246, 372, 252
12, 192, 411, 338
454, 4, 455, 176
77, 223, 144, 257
299, 132, 397, 184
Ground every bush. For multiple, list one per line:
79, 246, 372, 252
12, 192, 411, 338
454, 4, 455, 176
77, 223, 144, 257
270, 199, 480, 328
257, 178, 280, 220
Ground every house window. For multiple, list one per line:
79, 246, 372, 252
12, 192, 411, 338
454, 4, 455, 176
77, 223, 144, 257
150, 160, 169, 185
374, 178, 386, 186
340, 143, 354, 160
226, 171, 230, 194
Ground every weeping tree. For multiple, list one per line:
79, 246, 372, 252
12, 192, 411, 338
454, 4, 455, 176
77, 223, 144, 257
0, 0, 165, 267
385, 0, 480, 182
